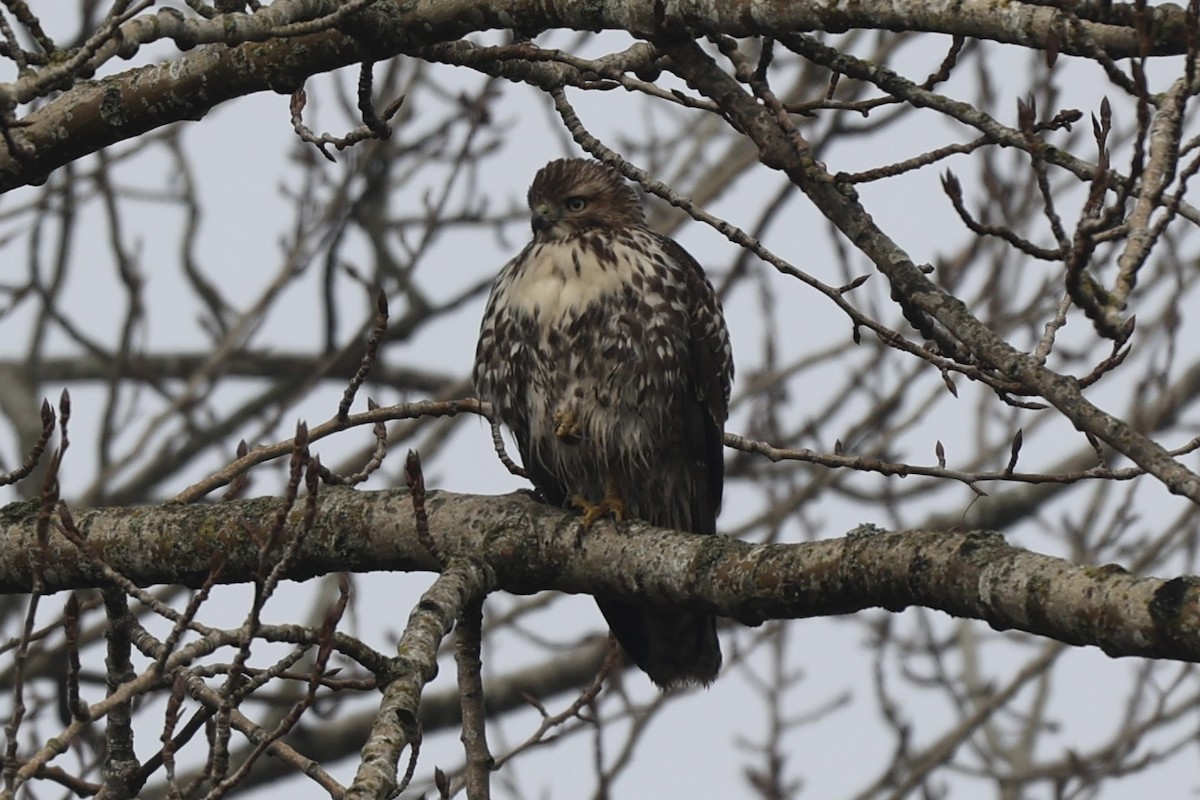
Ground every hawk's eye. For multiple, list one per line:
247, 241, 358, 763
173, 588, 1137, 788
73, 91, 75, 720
565, 196, 587, 212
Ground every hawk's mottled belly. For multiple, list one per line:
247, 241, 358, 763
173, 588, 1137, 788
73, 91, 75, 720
474, 229, 696, 520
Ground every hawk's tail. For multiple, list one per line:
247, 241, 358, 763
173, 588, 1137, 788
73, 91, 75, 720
596, 598, 721, 689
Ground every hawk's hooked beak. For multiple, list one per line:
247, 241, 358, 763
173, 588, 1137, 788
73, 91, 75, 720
531, 203, 558, 234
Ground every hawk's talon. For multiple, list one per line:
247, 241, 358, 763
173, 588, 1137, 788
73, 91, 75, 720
553, 407, 583, 444
572, 484, 626, 530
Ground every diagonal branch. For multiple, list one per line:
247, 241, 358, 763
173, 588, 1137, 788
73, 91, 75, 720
345, 559, 494, 800
659, 34, 1200, 504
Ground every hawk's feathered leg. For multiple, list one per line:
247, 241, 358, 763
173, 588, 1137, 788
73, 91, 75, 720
552, 407, 583, 444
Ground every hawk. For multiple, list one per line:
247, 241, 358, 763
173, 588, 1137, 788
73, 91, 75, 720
473, 158, 733, 688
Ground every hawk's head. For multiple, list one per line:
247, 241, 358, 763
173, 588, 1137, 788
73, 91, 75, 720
526, 158, 645, 240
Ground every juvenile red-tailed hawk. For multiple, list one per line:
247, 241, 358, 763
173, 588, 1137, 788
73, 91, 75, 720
473, 158, 733, 688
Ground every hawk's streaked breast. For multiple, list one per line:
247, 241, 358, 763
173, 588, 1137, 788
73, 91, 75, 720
497, 238, 641, 331
479, 227, 697, 477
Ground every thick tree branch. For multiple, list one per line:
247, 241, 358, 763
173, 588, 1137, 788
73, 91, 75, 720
0, 0, 1189, 192
347, 560, 494, 800
0, 488, 1196, 662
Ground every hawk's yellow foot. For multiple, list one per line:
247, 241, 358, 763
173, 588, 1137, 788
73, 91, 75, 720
553, 407, 583, 443
572, 482, 625, 529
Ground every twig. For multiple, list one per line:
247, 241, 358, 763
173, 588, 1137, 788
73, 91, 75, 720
174, 398, 483, 503
489, 420, 526, 479
338, 290, 388, 421
456, 596, 493, 799
320, 399, 389, 486
99, 587, 139, 797
405, 450, 438, 564
290, 70, 405, 162
3, 391, 64, 793
0, 398, 53, 486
